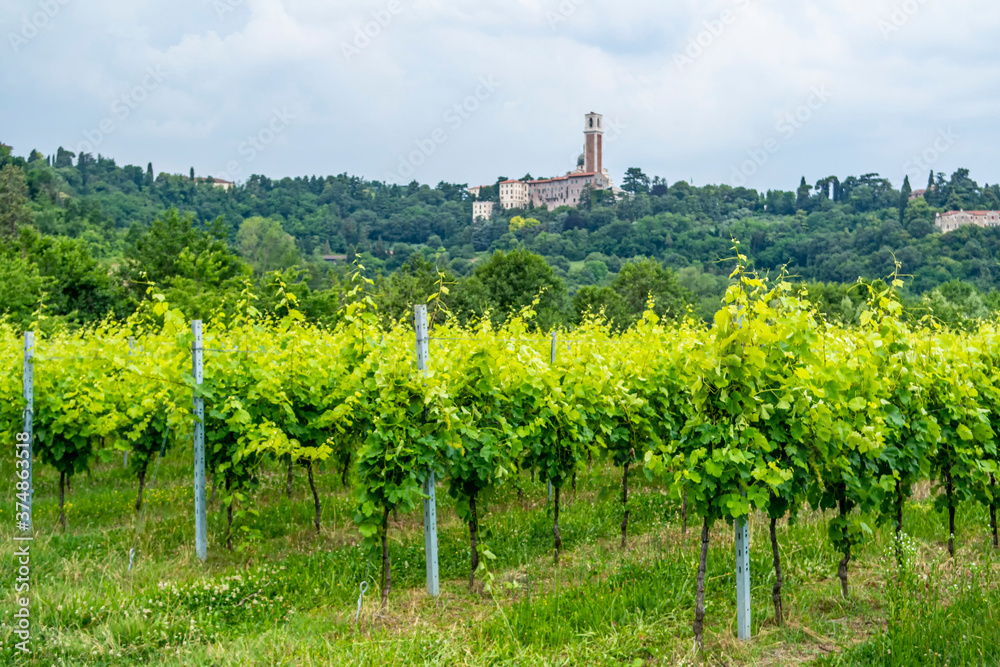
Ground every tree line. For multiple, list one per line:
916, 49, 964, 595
3, 141, 1000, 331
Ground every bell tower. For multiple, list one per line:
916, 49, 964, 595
583, 112, 603, 174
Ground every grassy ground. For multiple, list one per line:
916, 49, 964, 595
0, 448, 997, 666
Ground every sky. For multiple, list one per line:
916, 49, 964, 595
2, 0, 999, 193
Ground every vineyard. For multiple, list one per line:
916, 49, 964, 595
2, 263, 1000, 665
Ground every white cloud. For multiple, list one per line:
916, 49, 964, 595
2, 0, 999, 190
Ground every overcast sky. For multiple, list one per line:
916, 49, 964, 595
2, 0, 998, 193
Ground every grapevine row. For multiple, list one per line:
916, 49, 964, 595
1, 266, 998, 644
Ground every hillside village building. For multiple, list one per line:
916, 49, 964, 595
472, 199, 496, 221
936, 210, 1000, 233
182, 175, 235, 190
470, 112, 615, 221
204, 177, 234, 191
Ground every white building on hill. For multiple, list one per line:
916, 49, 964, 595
936, 210, 1000, 233
470, 112, 615, 221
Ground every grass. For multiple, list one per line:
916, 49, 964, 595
0, 447, 997, 666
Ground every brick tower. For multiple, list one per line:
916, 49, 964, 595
583, 112, 603, 174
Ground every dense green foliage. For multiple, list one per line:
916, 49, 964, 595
4, 258, 999, 655
5, 143, 1000, 331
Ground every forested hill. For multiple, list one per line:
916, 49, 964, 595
3, 142, 1000, 330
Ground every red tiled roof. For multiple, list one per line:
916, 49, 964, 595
530, 172, 598, 184
194, 176, 234, 185
940, 210, 1000, 216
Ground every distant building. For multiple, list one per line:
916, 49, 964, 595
322, 254, 349, 263
936, 210, 1000, 233
524, 171, 607, 210
185, 175, 235, 191
209, 178, 234, 191
909, 188, 927, 200
200, 177, 234, 191
499, 179, 530, 209
469, 112, 615, 221
473, 200, 496, 222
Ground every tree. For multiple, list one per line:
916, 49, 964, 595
9, 227, 122, 325
984, 184, 1000, 210
796, 177, 811, 210
646, 258, 799, 647
0, 253, 48, 326
347, 282, 452, 610
456, 249, 568, 329
815, 176, 840, 201
0, 164, 32, 237
574, 260, 690, 330
612, 260, 690, 324
122, 209, 249, 318
34, 352, 117, 529
755, 280, 821, 625
925, 171, 946, 207
926, 332, 994, 558
509, 216, 540, 233
946, 168, 981, 210
807, 283, 891, 600
236, 217, 301, 278
470, 211, 500, 251
375, 255, 454, 325
903, 198, 935, 238
573, 285, 627, 326
920, 282, 989, 329
446, 347, 521, 586
125, 209, 208, 284
120, 399, 175, 513
622, 167, 650, 195
650, 176, 669, 197
55, 147, 75, 168
899, 175, 912, 220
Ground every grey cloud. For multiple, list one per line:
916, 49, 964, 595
1, 0, 999, 191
